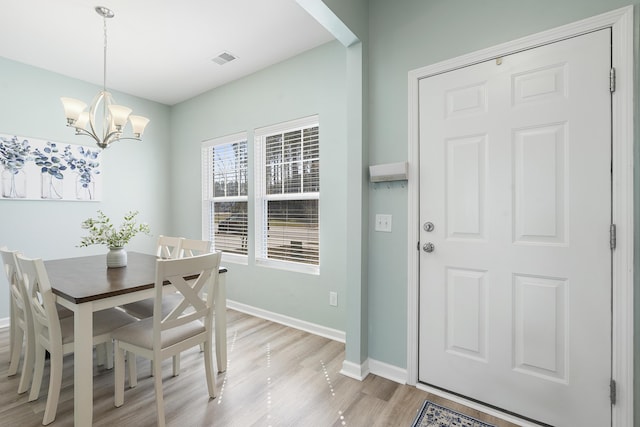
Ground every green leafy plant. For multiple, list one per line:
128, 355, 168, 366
79, 210, 151, 248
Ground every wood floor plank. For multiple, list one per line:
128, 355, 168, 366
0, 309, 521, 426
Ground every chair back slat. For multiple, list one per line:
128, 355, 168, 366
163, 272, 208, 321
153, 252, 221, 339
15, 255, 62, 348
1, 247, 35, 347
180, 239, 211, 258
156, 235, 183, 259
1, 248, 28, 316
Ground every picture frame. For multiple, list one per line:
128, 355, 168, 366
0, 134, 102, 201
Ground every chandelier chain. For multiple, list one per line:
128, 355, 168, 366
102, 14, 108, 91
60, 6, 150, 149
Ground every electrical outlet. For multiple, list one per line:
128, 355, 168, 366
375, 214, 392, 232
329, 291, 338, 306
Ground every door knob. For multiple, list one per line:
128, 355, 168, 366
423, 222, 434, 232
422, 242, 435, 253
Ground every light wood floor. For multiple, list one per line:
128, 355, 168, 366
0, 309, 520, 426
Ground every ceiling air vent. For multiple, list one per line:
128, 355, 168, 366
212, 51, 237, 65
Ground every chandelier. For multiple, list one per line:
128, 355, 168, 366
61, 6, 149, 149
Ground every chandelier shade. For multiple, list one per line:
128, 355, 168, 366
61, 6, 149, 150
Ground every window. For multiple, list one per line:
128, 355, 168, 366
255, 116, 319, 273
202, 132, 248, 260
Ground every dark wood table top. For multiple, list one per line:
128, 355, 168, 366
45, 251, 226, 305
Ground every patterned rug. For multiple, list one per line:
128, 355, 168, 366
411, 400, 495, 427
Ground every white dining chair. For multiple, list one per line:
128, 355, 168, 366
123, 237, 212, 319
180, 239, 213, 354
120, 235, 185, 376
156, 235, 183, 259
121, 235, 184, 319
1, 247, 35, 394
120, 238, 213, 375
15, 254, 139, 426
112, 252, 222, 427
2, 247, 109, 397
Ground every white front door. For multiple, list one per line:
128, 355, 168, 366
418, 29, 612, 427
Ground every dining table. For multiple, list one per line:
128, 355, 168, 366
44, 251, 228, 427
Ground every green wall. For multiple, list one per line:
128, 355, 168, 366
363, 0, 639, 420
169, 41, 348, 331
366, 0, 639, 368
0, 57, 172, 319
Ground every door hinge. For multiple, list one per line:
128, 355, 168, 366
610, 379, 617, 405
610, 224, 617, 250
610, 68, 616, 93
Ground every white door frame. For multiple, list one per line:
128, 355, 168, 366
406, 6, 634, 426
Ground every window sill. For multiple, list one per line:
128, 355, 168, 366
221, 252, 248, 266
256, 258, 319, 275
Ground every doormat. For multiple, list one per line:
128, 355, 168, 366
411, 400, 495, 427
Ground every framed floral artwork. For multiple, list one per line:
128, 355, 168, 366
0, 134, 101, 201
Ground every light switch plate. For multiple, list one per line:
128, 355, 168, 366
329, 291, 338, 306
375, 214, 392, 232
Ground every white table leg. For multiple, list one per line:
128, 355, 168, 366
74, 302, 93, 426
215, 271, 227, 372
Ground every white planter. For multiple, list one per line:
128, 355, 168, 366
106, 247, 127, 268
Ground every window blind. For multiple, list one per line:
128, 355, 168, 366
202, 133, 248, 257
255, 116, 319, 271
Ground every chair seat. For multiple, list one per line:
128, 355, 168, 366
111, 316, 205, 350
120, 293, 183, 319
57, 309, 138, 345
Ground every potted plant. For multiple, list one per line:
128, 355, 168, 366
79, 210, 151, 268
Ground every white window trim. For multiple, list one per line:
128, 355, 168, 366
201, 131, 249, 265
254, 115, 320, 275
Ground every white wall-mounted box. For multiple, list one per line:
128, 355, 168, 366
369, 161, 408, 182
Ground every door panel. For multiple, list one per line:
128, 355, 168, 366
446, 135, 486, 239
418, 29, 611, 427
513, 123, 567, 244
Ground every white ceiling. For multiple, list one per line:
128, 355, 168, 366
0, 0, 335, 105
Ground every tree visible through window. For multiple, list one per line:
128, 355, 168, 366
202, 133, 248, 257
255, 116, 319, 272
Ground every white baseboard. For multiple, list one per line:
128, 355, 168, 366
340, 359, 369, 380
368, 358, 407, 384
225, 301, 410, 386
0, 317, 9, 329
339, 358, 408, 385
226, 300, 346, 343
